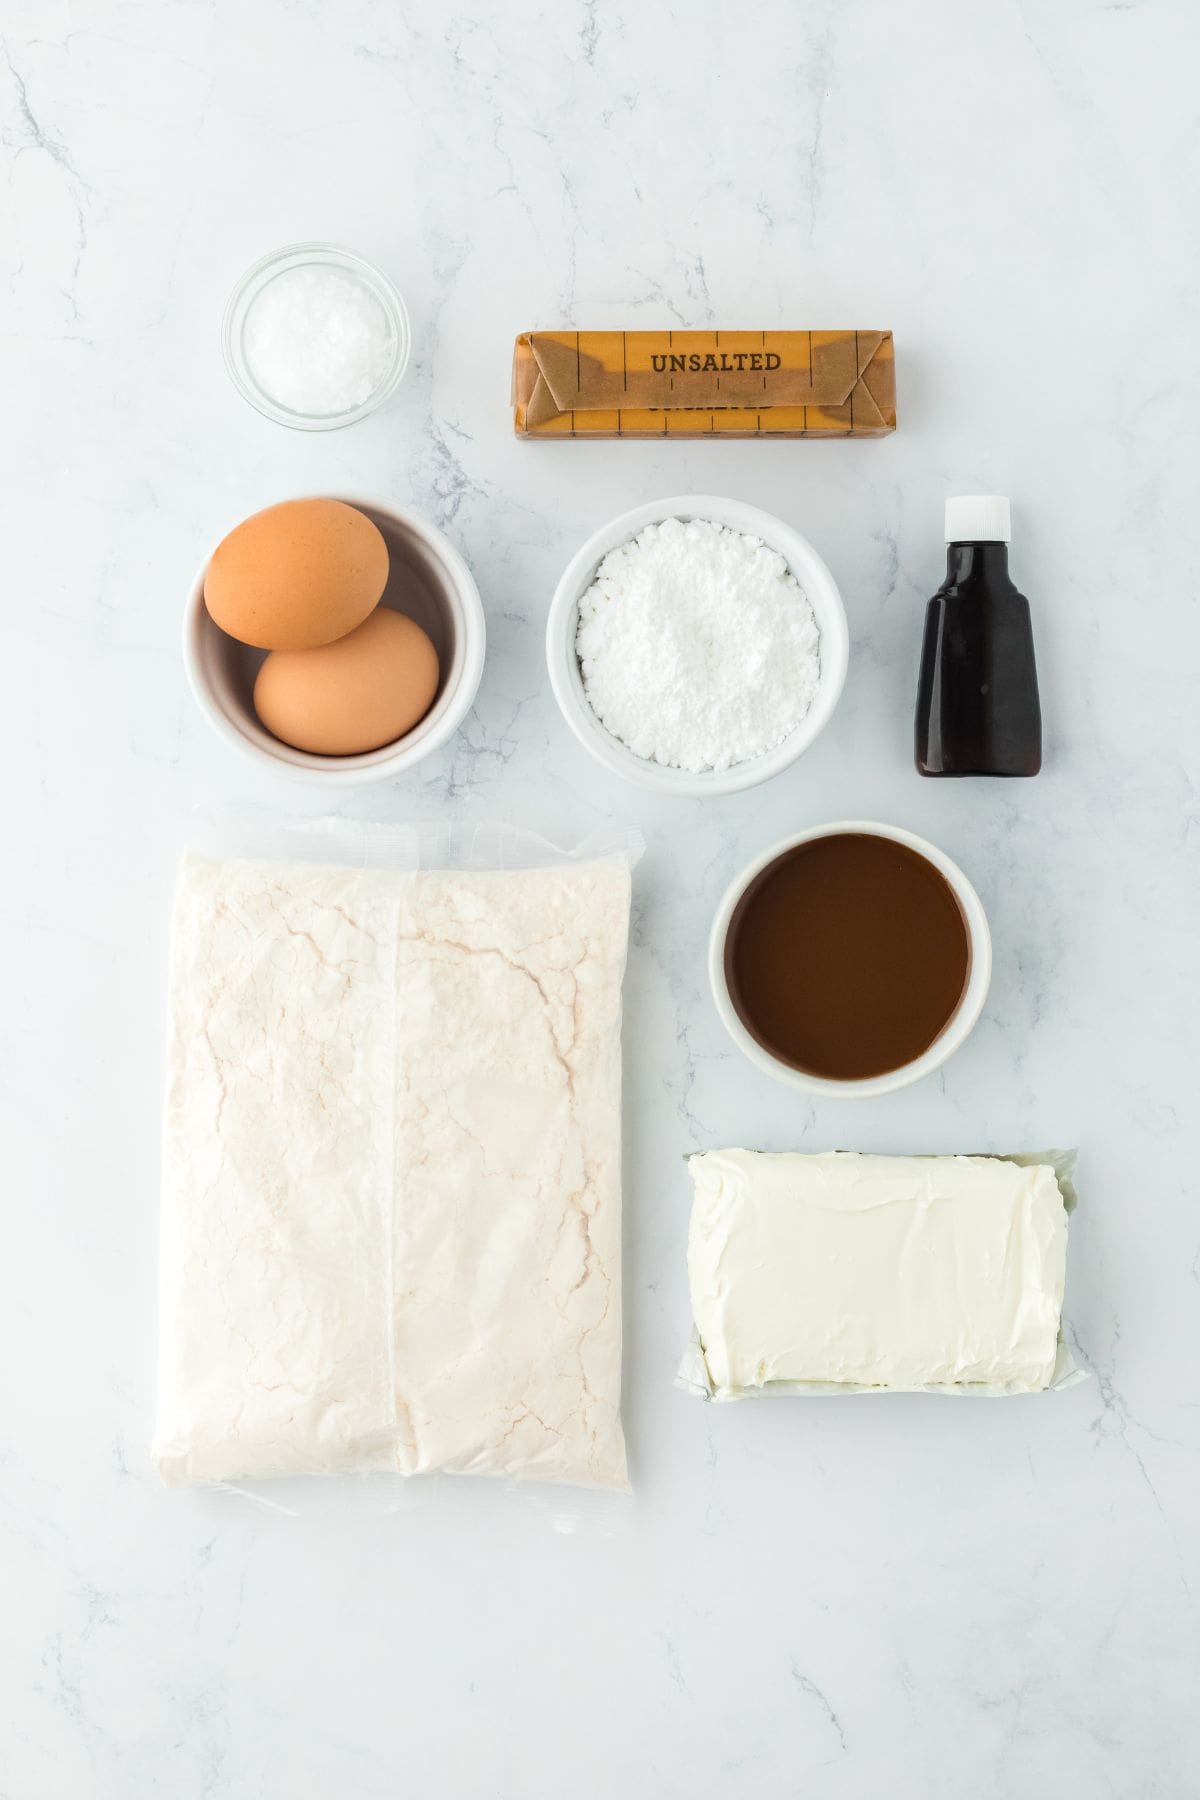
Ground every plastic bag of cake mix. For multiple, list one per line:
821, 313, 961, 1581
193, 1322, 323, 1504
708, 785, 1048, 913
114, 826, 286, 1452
152, 815, 640, 1503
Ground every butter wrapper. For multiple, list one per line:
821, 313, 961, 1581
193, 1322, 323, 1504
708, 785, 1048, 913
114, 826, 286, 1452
676, 1149, 1087, 1401
512, 329, 896, 438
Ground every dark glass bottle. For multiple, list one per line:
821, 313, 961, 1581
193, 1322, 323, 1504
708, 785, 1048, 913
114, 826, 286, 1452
915, 496, 1041, 778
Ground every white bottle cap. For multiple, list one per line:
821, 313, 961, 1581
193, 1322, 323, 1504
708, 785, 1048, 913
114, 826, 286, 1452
945, 495, 1011, 544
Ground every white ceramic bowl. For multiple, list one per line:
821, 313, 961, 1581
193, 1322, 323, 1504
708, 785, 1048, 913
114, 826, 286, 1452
709, 820, 993, 1098
545, 495, 849, 796
183, 493, 486, 786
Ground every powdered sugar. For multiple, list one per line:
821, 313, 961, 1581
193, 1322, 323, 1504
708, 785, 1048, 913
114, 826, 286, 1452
575, 516, 821, 773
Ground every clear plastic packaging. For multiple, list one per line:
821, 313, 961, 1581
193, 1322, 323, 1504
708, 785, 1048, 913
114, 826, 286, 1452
153, 812, 641, 1514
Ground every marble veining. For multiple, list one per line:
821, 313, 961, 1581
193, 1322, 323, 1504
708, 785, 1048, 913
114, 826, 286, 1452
3, 0, 1199, 1796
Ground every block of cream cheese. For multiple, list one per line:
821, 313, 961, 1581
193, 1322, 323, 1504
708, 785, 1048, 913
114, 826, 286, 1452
684, 1150, 1073, 1397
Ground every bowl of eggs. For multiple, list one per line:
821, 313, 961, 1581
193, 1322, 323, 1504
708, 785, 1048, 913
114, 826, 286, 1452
184, 494, 486, 785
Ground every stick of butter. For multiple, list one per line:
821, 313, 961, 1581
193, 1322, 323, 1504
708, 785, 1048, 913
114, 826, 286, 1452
682, 1150, 1076, 1398
512, 329, 896, 438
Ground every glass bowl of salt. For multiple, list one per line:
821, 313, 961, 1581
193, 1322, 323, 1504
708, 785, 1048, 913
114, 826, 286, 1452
222, 242, 411, 430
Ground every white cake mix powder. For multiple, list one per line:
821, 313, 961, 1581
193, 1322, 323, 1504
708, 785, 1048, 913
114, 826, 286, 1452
153, 848, 632, 1492
575, 516, 821, 773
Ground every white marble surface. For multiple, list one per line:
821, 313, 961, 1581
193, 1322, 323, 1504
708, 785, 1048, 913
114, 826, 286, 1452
4, 1, 1199, 1794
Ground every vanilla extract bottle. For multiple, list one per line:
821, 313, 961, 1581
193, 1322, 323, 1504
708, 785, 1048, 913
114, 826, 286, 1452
915, 495, 1042, 778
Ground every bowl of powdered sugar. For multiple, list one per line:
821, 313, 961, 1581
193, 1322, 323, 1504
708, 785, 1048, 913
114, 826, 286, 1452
546, 496, 849, 795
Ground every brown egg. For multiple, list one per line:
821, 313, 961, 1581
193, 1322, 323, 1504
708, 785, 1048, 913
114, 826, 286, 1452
204, 498, 388, 649
253, 606, 441, 755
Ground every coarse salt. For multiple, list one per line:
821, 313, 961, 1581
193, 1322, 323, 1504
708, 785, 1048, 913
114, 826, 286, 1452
243, 264, 394, 416
575, 517, 821, 773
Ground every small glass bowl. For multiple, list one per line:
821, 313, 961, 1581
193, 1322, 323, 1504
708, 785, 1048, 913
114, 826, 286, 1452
222, 242, 411, 431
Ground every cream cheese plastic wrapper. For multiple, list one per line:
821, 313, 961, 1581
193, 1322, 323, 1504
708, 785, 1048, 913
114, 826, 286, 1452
153, 815, 641, 1499
677, 1149, 1086, 1400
